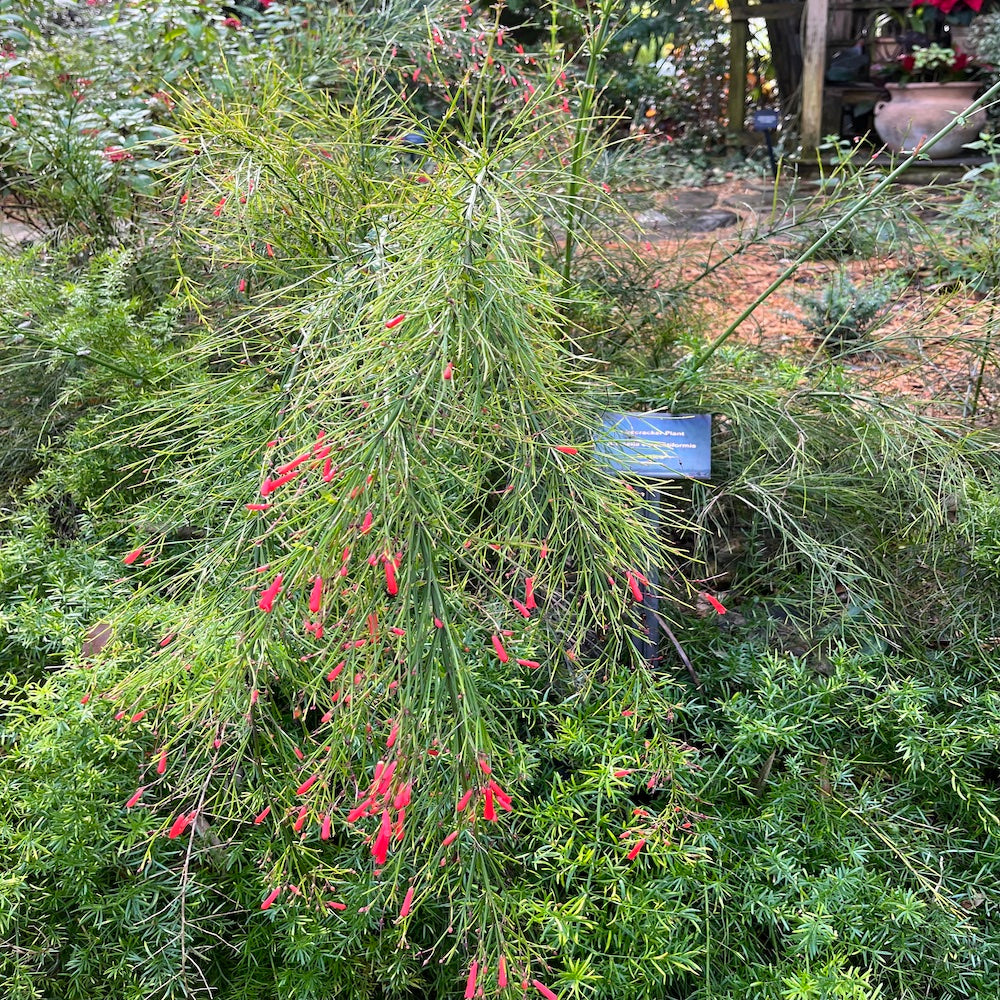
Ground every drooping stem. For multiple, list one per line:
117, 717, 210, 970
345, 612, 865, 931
967, 291, 997, 420
560, 0, 620, 294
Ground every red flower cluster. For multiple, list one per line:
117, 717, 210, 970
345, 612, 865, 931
455, 760, 513, 823
347, 756, 411, 865
914, 0, 982, 13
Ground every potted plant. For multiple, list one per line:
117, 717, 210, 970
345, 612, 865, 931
873, 43, 987, 156
962, 8, 1000, 62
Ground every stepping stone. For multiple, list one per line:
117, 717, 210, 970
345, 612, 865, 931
685, 209, 740, 232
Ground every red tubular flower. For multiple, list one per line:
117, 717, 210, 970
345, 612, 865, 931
491, 634, 509, 663
360, 511, 373, 535
157, 749, 167, 774
309, 576, 323, 614
131, 709, 146, 723
8, 114, 18, 128
384, 560, 398, 596
327, 900, 347, 911
702, 592, 727, 615
533, 981, 559, 1000
385, 313, 406, 329
245, 503, 270, 511
512, 598, 530, 618
478, 757, 492, 776
326, 661, 345, 682
442, 830, 459, 847
483, 788, 497, 821
443, 361, 454, 380
258, 574, 283, 612
253, 805, 271, 825
456, 788, 474, 812
167, 812, 192, 839
372, 809, 391, 864
393, 783, 411, 810
123, 546, 145, 565
399, 885, 415, 918
376, 760, 397, 796
553, 445, 578, 455
265, 469, 299, 492
293, 805, 308, 832
386, 722, 399, 749
626, 571, 643, 603
627, 839, 646, 861
517, 658, 540, 669
524, 577, 536, 610
489, 780, 513, 811
434, 617, 444, 628
260, 887, 281, 910
80, 693, 91, 705
498, 956, 508, 988
277, 452, 310, 475
321, 813, 332, 840
465, 961, 479, 1000
346, 799, 372, 823
125, 787, 144, 808
296, 774, 319, 796
212, 196, 227, 217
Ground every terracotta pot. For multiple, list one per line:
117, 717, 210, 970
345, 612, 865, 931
874, 81, 985, 157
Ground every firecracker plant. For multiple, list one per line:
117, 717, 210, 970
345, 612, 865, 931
3, 4, 1000, 1000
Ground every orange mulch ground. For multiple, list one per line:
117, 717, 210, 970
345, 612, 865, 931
631, 178, 999, 422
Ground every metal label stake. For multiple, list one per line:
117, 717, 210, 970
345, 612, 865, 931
595, 413, 712, 664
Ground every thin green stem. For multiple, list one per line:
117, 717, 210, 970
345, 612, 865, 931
560, 0, 619, 294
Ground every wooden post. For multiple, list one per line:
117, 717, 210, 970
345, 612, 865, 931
800, 0, 830, 151
728, 14, 749, 139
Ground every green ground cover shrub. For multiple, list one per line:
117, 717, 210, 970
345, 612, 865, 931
2, 7, 1000, 1000
793, 269, 904, 355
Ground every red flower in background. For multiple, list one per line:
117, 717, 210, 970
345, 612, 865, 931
914, 0, 983, 13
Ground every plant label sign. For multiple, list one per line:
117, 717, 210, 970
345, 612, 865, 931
596, 412, 711, 480
752, 109, 780, 132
